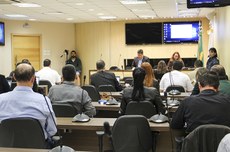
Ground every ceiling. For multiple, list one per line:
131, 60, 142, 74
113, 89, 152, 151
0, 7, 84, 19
0, 0, 215, 23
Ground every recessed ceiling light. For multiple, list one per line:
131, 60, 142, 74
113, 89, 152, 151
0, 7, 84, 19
75, 3, 84, 6
66, 18, 74, 21
29, 18, 36, 21
120, 0, 146, 5
44, 12, 63, 15
5, 14, 28, 18
88, 9, 94, 11
97, 13, 104, 16
12, 3, 41, 8
99, 16, 117, 20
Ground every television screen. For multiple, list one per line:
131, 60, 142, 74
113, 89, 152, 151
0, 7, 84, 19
0, 22, 5, 46
163, 21, 199, 44
187, 0, 230, 8
125, 23, 162, 45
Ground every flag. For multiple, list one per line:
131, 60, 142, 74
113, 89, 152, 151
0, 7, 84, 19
197, 22, 204, 64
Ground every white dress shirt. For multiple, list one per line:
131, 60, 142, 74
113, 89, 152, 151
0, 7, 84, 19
217, 133, 230, 152
159, 70, 193, 92
36, 67, 61, 85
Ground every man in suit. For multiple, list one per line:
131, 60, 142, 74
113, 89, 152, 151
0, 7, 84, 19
90, 60, 122, 91
132, 49, 150, 68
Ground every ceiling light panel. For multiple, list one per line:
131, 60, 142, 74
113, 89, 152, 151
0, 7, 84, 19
12, 3, 41, 8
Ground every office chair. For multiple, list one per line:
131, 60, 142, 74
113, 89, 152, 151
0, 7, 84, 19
38, 80, 52, 92
0, 117, 46, 149
52, 103, 78, 117
166, 85, 185, 93
98, 84, 116, 92
125, 101, 157, 118
10, 82, 17, 90
124, 77, 133, 86
122, 77, 133, 81
100, 115, 154, 152
82, 85, 101, 101
181, 124, 230, 152
109, 66, 120, 71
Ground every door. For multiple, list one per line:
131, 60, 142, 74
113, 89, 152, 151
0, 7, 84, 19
12, 34, 41, 71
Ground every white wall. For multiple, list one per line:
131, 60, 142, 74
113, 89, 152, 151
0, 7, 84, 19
0, 19, 75, 76
214, 6, 230, 77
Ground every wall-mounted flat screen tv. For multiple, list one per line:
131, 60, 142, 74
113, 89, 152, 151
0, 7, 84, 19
187, 0, 230, 8
125, 23, 162, 45
163, 21, 200, 44
0, 22, 5, 46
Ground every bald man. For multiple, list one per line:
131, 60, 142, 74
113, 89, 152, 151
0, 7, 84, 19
0, 63, 57, 140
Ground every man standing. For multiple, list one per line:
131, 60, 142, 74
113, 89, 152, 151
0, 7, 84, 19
0, 63, 57, 140
160, 61, 193, 92
48, 64, 96, 117
90, 60, 122, 91
132, 49, 150, 68
36, 59, 61, 85
171, 71, 230, 132
66, 50, 82, 75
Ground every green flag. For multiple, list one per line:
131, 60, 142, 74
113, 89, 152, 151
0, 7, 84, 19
197, 22, 204, 64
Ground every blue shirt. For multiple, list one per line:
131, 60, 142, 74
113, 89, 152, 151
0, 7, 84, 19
0, 86, 57, 139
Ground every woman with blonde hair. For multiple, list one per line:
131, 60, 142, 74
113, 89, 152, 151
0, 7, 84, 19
168, 52, 184, 70
141, 62, 159, 92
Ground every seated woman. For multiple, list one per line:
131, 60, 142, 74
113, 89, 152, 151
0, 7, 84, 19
0, 74, 11, 94
141, 62, 159, 92
154, 60, 168, 81
168, 52, 184, 70
120, 67, 165, 115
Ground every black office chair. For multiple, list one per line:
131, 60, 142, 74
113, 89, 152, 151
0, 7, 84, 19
82, 85, 101, 101
39, 80, 52, 92
109, 66, 120, 71
52, 103, 78, 117
98, 84, 116, 92
125, 101, 157, 118
166, 85, 185, 93
10, 82, 17, 90
0, 117, 46, 149
124, 77, 133, 86
122, 77, 133, 81
101, 115, 154, 152
180, 124, 230, 152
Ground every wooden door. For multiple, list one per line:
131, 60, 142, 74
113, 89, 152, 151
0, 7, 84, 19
12, 34, 41, 71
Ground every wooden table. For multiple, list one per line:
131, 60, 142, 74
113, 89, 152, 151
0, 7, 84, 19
92, 102, 120, 111
57, 117, 169, 132
99, 92, 122, 99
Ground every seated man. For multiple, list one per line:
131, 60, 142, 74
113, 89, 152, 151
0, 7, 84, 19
132, 49, 150, 68
171, 71, 230, 133
0, 63, 57, 140
36, 59, 61, 85
90, 60, 122, 91
48, 64, 96, 117
160, 61, 193, 92
211, 65, 230, 96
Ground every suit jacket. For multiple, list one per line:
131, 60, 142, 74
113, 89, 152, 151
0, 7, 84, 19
0, 74, 11, 94
90, 71, 122, 91
132, 56, 150, 67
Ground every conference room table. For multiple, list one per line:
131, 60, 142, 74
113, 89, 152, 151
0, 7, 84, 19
56, 117, 171, 151
92, 102, 120, 111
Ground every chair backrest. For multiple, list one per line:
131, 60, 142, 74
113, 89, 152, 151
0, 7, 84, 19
10, 82, 17, 90
124, 78, 133, 86
166, 85, 185, 92
125, 101, 157, 118
109, 66, 120, 70
52, 103, 78, 117
82, 85, 101, 101
112, 115, 153, 152
38, 80, 52, 91
0, 117, 46, 149
181, 124, 230, 152
98, 84, 116, 92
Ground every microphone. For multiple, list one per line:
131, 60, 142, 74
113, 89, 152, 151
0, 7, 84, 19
100, 53, 102, 60
121, 65, 123, 70
83, 75, 86, 86
118, 54, 121, 68
43, 95, 75, 152
64, 49, 69, 56
72, 90, 90, 122
103, 122, 114, 151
